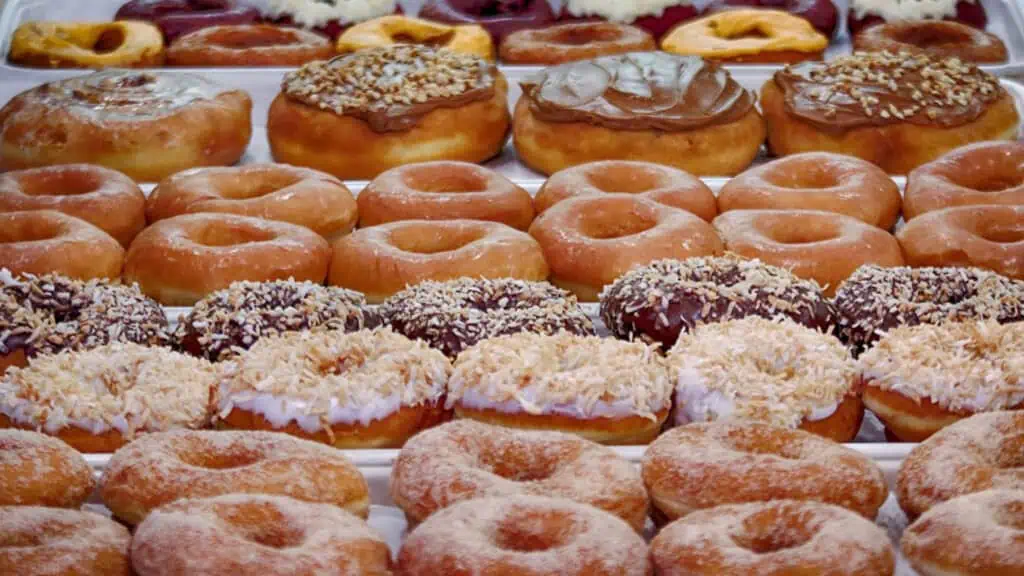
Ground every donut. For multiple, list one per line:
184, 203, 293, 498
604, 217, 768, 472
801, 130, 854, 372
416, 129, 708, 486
396, 495, 651, 576
847, 0, 988, 36
854, 20, 1008, 63
124, 213, 331, 306
720, 0, 840, 37
268, 46, 510, 180
897, 205, 1024, 280
0, 507, 131, 576
903, 489, 1024, 576
115, 0, 262, 42
858, 320, 1024, 442
146, 164, 358, 240
500, 22, 655, 64
713, 209, 904, 295
718, 153, 902, 230
176, 280, 379, 362
650, 500, 895, 575
661, 9, 828, 63
100, 429, 370, 525
897, 411, 1024, 519
447, 332, 672, 444
832, 265, 1024, 353
534, 160, 717, 221
390, 419, 648, 530
167, 24, 335, 66
0, 165, 146, 247
336, 15, 494, 60
559, 0, 705, 39
328, 219, 548, 303
0, 429, 93, 508
515, 52, 766, 177
761, 51, 1019, 175
0, 211, 124, 281
600, 256, 838, 351
0, 70, 252, 182
904, 141, 1024, 220
529, 195, 724, 302
0, 343, 216, 453
9, 21, 165, 68
0, 293, 44, 374
357, 161, 535, 230
130, 494, 391, 576
418, 0, 558, 44
214, 329, 450, 448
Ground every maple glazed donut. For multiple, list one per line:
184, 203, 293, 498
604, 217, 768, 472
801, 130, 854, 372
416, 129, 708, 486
904, 141, 1024, 220
854, 20, 1007, 63
9, 20, 165, 68
100, 429, 370, 526
0, 506, 132, 576
661, 9, 828, 63
859, 321, 1024, 442
0, 70, 252, 182
514, 52, 766, 177
390, 419, 648, 530
0, 429, 93, 508
335, 15, 494, 60
500, 22, 655, 65
268, 46, 510, 180
357, 162, 535, 230
898, 205, 1024, 279
718, 153, 902, 230
529, 195, 724, 302
397, 495, 651, 576
0, 211, 124, 280
167, 24, 334, 66
847, 0, 988, 36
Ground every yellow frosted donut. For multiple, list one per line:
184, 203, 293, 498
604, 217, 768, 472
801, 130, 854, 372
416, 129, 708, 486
9, 21, 165, 68
661, 9, 827, 63
336, 15, 494, 61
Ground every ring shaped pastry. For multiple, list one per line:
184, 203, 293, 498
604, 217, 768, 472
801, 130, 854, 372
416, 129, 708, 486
847, 0, 989, 36
417, 0, 557, 44
0, 210, 124, 280
500, 22, 655, 65
0, 429, 94, 508
904, 141, 1024, 220
897, 205, 1024, 280
167, 24, 334, 66
661, 9, 828, 63
336, 15, 494, 60
853, 20, 1007, 63
0, 506, 131, 576
114, 0, 262, 42
9, 20, 165, 68
722, 0, 840, 37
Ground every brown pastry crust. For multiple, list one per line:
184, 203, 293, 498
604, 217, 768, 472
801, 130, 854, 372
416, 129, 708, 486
167, 24, 334, 66
853, 20, 1007, 63
896, 205, 1024, 280
500, 22, 655, 65
0, 210, 124, 280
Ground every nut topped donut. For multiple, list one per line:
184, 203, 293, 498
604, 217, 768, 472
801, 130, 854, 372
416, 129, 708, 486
0, 429, 94, 508
167, 24, 335, 66
897, 205, 1024, 280
500, 22, 655, 64
904, 141, 1024, 220
0, 211, 124, 281
390, 419, 648, 530
0, 506, 132, 576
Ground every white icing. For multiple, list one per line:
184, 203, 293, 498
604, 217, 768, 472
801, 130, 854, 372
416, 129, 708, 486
861, 369, 1024, 413
246, 0, 397, 27
850, 0, 978, 22
563, 0, 713, 22
0, 399, 131, 435
457, 386, 654, 420
0, 269, 23, 287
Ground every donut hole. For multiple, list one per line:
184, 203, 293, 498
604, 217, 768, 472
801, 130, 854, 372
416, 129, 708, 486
404, 170, 488, 194
976, 223, 1024, 244
586, 167, 662, 194
549, 25, 622, 45
995, 434, 1024, 468
211, 27, 300, 48
218, 503, 307, 548
494, 510, 571, 552
390, 227, 484, 254
178, 448, 263, 470
193, 226, 276, 247
391, 30, 455, 47
224, 173, 301, 199
0, 223, 61, 244
970, 173, 1024, 192
891, 26, 971, 48
581, 212, 658, 240
476, 446, 564, 482
733, 510, 814, 554
769, 225, 840, 245
765, 166, 841, 190
91, 27, 126, 54
994, 500, 1024, 530
710, 21, 771, 40
21, 170, 105, 197
244, 524, 305, 548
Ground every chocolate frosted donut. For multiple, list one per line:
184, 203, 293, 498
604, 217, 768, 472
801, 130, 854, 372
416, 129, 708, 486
380, 278, 595, 358
175, 280, 379, 362
600, 256, 837, 351
833, 265, 1024, 353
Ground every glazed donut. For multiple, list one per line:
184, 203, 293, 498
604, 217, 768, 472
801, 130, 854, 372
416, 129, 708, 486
667, 317, 864, 442
447, 332, 672, 444
0, 506, 131, 576
833, 265, 1024, 353
100, 429, 370, 526
328, 219, 548, 303
418, 0, 557, 44
897, 205, 1024, 280
397, 495, 651, 576
336, 15, 494, 60
147, 164, 358, 240
600, 256, 838, 351
721, 0, 839, 37
535, 160, 717, 221
167, 24, 334, 66
718, 153, 902, 230
176, 280, 378, 362
897, 411, 1024, 518
661, 9, 828, 63
215, 329, 450, 448
559, 0, 705, 39
0, 211, 124, 280
0, 165, 145, 246
9, 21, 165, 68
858, 321, 1024, 442
391, 419, 648, 530
268, 46, 510, 180
124, 213, 331, 306
0, 70, 252, 182
854, 20, 1007, 63
529, 195, 724, 302
115, 0, 261, 42
761, 52, 1019, 175
130, 494, 391, 576
0, 429, 93, 508
515, 53, 765, 177
847, 0, 988, 36
904, 141, 1024, 220
500, 22, 654, 64
357, 162, 535, 230
650, 500, 895, 575
713, 209, 904, 295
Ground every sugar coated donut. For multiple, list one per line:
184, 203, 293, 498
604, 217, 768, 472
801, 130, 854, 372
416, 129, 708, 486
661, 9, 829, 63
397, 495, 651, 576
905, 141, 1024, 220
500, 22, 655, 65
859, 321, 1024, 442
167, 24, 334, 66
534, 160, 718, 221
713, 209, 904, 295
391, 419, 648, 530
0, 429, 93, 508
9, 20, 165, 68
329, 219, 548, 303
0, 211, 124, 281
650, 500, 894, 575
0, 506, 131, 576
854, 20, 1007, 63
101, 429, 370, 526
357, 161, 535, 230
447, 332, 672, 444
898, 205, 1024, 280
335, 15, 494, 60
